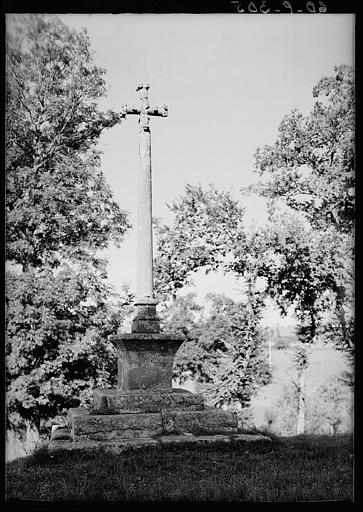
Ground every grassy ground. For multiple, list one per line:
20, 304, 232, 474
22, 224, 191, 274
6, 434, 353, 502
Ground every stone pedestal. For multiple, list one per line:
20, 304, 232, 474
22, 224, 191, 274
59, 317, 245, 449
110, 333, 185, 391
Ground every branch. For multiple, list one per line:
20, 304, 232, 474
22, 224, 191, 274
7, 56, 36, 125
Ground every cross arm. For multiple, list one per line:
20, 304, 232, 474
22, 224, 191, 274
120, 105, 168, 118
121, 105, 140, 116
147, 106, 168, 117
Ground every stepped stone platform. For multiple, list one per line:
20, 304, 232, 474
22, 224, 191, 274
48, 326, 271, 452
48, 387, 271, 452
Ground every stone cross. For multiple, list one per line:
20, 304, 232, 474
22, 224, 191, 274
121, 84, 168, 333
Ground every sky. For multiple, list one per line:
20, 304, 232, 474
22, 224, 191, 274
57, 13, 354, 324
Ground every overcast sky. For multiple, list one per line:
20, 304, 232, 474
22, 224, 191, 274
57, 13, 354, 323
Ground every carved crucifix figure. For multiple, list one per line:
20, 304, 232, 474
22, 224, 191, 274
121, 84, 168, 333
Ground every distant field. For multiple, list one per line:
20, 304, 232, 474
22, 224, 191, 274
262, 344, 348, 392
251, 344, 351, 428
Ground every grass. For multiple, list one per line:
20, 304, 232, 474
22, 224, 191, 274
6, 434, 353, 502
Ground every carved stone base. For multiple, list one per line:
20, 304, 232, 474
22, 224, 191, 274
110, 333, 185, 391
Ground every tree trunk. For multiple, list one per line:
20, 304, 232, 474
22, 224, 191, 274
25, 420, 40, 454
268, 330, 272, 371
296, 364, 307, 435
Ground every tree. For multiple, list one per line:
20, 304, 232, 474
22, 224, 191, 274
291, 344, 310, 435
6, 264, 126, 435
6, 15, 129, 442
270, 370, 353, 436
161, 292, 271, 409
306, 374, 353, 435
253, 64, 354, 354
250, 64, 355, 430
197, 293, 271, 408
154, 67, 354, 430
6, 14, 128, 270
159, 292, 203, 337
155, 66, 354, 355
154, 184, 246, 300
254, 64, 354, 235
245, 203, 352, 434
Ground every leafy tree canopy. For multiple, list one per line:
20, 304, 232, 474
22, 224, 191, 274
6, 14, 130, 269
161, 293, 271, 408
6, 264, 125, 433
154, 184, 245, 300
254, 64, 354, 234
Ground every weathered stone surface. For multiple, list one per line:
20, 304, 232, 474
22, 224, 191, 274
93, 387, 205, 413
121, 84, 168, 330
48, 433, 271, 454
50, 428, 72, 441
49, 438, 160, 454
110, 333, 185, 391
68, 407, 90, 423
131, 318, 160, 333
132, 299, 160, 334
159, 434, 231, 445
230, 433, 272, 442
72, 412, 163, 441
161, 409, 238, 435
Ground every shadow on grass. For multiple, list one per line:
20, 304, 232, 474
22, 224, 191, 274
6, 434, 353, 502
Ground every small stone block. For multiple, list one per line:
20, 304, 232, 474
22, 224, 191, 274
93, 388, 205, 413
161, 409, 238, 435
68, 407, 90, 422
72, 412, 163, 441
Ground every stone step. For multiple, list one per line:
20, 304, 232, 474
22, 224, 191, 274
71, 409, 163, 441
93, 388, 205, 413
48, 433, 271, 454
162, 409, 238, 435
69, 406, 239, 441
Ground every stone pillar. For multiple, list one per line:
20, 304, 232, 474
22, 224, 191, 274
131, 84, 160, 334
136, 88, 154, 300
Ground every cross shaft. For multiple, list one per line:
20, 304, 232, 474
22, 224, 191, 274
121, 84, 168, 333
